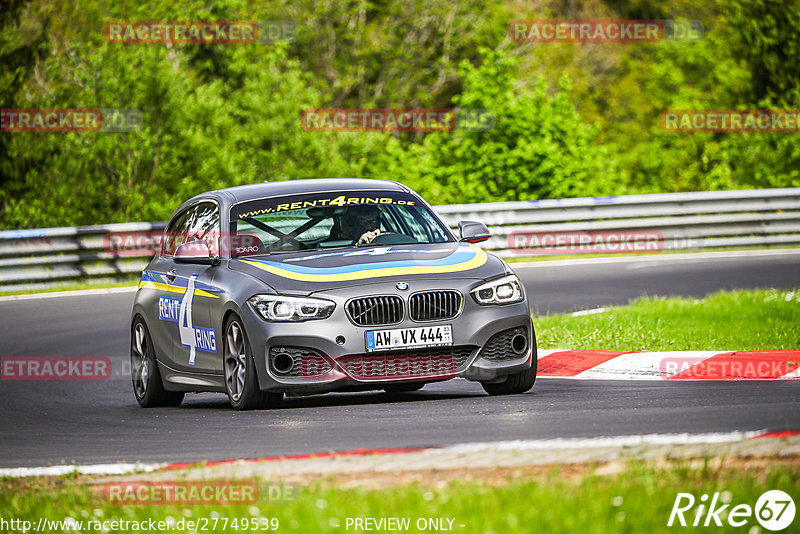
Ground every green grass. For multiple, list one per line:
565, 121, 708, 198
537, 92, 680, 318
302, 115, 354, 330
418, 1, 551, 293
535, 288, 800, 351
1, 461, 797, 533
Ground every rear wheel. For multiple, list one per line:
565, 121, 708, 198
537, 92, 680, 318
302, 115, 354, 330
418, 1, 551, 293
131, 317, 184, 407
224, 314, 282, 411
480, 329, 538, 396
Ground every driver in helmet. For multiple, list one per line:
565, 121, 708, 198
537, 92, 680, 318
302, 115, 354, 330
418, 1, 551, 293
331, 205, 382, 245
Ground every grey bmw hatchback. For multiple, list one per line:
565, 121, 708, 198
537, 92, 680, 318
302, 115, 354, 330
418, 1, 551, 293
130, 179, 536, 410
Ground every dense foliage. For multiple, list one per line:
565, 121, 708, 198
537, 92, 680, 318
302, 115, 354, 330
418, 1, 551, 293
1, 0, 798, 227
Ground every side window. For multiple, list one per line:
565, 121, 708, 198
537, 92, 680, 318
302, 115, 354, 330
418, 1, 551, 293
162, 207, 194, 256
416, 208, 450, 242
391, 206, 432, 242
162, 202, 220, 256
187, 202, 220, 256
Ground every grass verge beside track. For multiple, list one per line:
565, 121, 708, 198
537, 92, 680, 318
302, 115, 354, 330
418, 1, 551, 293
1, 459, 797, 533
535, 289, 800, 352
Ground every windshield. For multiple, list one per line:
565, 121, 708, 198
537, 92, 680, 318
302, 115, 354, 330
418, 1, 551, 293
228, 191, 454, 257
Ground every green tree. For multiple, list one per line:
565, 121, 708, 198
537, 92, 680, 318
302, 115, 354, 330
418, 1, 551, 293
0, 0, 50, 213
727, 0, 800, 106
376, 49, 621, 204
1, 36, 384, 227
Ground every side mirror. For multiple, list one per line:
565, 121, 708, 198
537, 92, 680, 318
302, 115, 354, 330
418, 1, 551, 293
174, 240, 220, 266
458, 220, 491, 243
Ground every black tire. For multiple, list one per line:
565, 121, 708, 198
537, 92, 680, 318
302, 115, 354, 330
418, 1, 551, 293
383, 382, 425, 393
480, 329, 538, 396
223, 314, 282, 411
131, 317, 184, 407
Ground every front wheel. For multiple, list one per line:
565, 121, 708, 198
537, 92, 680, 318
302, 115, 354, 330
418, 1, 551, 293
131, 317, 184, 407
223, 314, 282, 411
480, 330, 538, 396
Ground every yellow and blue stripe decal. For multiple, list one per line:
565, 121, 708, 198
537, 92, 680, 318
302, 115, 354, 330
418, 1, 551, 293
240, 244, 488, 282
137, 271, 224, 299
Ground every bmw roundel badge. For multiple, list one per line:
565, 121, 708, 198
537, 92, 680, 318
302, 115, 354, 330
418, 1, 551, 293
396, 282, 409, 290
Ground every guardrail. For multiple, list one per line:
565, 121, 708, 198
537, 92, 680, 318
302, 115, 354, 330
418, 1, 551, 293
0, 222, 166, 291
2, 188, 799, 291
435, 188, 800, 258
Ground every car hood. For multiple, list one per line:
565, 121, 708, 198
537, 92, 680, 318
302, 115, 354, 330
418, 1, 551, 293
229, 243, 507, 294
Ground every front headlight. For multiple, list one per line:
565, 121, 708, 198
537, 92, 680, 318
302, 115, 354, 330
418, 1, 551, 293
248, 295, 335, 322
470, 274, 524, 305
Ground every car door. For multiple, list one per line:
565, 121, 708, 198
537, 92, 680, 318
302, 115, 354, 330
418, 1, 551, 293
167, 201, 223, 374
145, 206, 194, 368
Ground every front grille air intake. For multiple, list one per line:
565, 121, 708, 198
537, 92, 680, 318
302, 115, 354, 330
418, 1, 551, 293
478, 327, 529, 361
347, 295, 404, 326
339, 345, 477, 380
410, 290, 463, 321
269, 346, 331, 377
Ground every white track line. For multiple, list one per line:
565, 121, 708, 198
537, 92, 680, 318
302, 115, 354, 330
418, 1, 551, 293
0, 431, 772, 478
0, 462, 165, 478
570, 307, 607, 317
512, 248, 800, 269
430, 431, 768, 455
0, 286, 138, 302
779, 367, 800, 380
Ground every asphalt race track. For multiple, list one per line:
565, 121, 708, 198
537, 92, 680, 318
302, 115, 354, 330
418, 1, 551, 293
0, 251, 798, 468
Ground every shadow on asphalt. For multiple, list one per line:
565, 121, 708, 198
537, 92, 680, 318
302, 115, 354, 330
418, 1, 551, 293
176, 388, 486, 411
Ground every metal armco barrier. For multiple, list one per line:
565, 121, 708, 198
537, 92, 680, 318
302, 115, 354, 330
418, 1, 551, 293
1, 188, 799, 291
0, 222, 166, 291
435, 188, 800, 258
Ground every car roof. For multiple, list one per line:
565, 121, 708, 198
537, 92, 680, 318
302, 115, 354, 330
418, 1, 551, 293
208, 178, 410, 204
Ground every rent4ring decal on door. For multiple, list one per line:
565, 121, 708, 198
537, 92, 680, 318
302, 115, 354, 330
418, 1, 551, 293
157, 274, 217, 364
158, 296, 182, 322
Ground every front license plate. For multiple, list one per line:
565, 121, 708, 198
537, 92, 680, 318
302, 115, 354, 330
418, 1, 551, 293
365, 325, 453, 352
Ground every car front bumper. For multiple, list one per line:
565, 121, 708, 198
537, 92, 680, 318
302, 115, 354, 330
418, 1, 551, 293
240, 279, 536, 394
